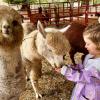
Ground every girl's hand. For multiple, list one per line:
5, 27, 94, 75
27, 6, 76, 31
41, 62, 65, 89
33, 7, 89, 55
54, 67, 61, 73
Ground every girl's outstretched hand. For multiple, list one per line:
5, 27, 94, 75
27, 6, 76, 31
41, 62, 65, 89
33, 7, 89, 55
54, 67, 61, 73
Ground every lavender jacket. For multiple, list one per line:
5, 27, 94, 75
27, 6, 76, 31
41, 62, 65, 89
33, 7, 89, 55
61, 54, 100, 100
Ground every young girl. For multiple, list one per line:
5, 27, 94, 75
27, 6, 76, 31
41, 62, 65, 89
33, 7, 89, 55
55, 23, 100, 100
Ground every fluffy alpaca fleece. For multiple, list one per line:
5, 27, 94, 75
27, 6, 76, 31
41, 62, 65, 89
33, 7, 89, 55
0, 5, 26, 100
21, 21, 70, 99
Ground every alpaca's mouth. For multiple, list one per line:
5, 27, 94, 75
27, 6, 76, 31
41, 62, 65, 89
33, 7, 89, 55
2, 31, 13, 41
3, 30, 10, 35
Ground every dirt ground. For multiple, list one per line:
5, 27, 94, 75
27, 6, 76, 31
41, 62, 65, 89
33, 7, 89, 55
20, 53, 83, 100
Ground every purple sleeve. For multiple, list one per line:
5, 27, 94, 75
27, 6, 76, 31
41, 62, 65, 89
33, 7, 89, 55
62, 65, 100, 83
61, 64, 83, 75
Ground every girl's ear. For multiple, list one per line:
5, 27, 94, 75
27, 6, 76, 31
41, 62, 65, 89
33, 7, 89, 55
96, 43, 100, 50
37, 20, 46, 38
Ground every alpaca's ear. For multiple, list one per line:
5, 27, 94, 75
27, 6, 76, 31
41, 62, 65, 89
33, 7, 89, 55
37, 20, 46, 38
98, 17, 100, 23
59, 25, 71, 33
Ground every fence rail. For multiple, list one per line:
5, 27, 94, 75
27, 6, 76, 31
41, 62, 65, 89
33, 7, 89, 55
9, 2, 100, 27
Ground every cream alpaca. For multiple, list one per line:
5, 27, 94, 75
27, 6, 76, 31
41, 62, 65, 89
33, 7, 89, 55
0, 5, 26, 100
21, 21, 70, 99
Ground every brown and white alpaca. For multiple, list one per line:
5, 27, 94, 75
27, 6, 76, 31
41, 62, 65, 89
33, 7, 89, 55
0, 5, 26, 100
60, 22, 88, 65
21, 21, 70, 99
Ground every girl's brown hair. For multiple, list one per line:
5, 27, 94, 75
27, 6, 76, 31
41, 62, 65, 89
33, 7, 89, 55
83, 23, 100, 50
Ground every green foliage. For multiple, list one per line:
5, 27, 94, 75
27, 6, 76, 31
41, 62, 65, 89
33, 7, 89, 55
3, 0, 100, 4
3, 0, 38, 4
94, 0, 100, 4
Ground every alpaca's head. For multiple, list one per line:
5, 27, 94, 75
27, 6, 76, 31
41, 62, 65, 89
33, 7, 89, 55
0, 5, 23, 48
45, 29, 70, 55
37, 21, 71, 67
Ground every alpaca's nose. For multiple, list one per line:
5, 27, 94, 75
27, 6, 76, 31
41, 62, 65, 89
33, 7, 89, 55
2, 24, 11, 34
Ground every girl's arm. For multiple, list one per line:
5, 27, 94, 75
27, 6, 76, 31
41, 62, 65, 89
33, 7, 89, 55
59, 65, 100, 83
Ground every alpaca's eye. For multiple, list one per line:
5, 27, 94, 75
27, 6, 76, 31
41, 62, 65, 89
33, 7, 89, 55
48, 49, 52, 52
12, 20, 18, 26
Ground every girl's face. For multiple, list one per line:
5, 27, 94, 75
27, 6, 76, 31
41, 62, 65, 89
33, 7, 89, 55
83, 35, 100, 57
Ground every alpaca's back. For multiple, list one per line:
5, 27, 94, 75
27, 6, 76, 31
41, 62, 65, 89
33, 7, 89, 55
63, 22, 88, 64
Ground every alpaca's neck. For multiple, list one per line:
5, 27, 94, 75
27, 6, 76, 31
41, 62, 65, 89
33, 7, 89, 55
0, 46, 20, 56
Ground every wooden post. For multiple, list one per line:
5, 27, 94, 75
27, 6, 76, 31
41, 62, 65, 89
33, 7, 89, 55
85, 0, 89, 25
